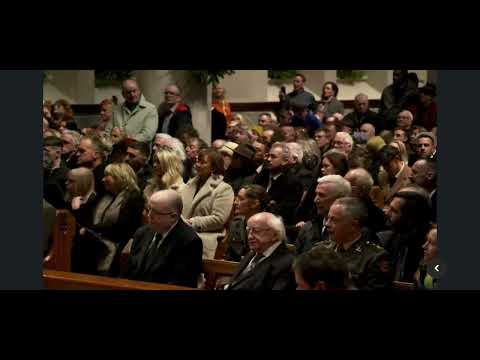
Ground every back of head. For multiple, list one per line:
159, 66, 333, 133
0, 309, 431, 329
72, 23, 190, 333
317, 175, 352, 198
345, 168, 374, 198
104, 162, 140, 193
150, 189, 183, 217
294, 247, 348, 289
391, 190, 431, 233
332, 197, 369, 228
379, 145, 401, 167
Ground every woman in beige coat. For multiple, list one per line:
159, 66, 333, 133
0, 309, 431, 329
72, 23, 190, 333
181, 148, 234, 259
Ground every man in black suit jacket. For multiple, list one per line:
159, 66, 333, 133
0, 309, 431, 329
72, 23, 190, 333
226, 212, 295, 290
124, 189, 203, 288
253, 142, 303, 227
157, 84, 193, 137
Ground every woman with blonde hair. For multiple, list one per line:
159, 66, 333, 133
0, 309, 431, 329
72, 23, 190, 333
79, 163, 144, 275
144, 146, 185, 200
389, 140, 409, 163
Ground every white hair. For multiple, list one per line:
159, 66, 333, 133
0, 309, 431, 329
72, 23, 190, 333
155, 133, 186, 161
286, 142, 304, 163
398, 110, 413, 122
355, 93, 369, 102
317, 175, 352, 198
335, 132, 354, 147
257, 212, 286, 243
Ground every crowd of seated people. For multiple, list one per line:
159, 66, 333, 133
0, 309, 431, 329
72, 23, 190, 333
42, 71, 439, 290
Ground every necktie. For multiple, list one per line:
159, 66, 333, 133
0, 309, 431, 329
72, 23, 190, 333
244, 253, 265, 274
141, 233, 162, 271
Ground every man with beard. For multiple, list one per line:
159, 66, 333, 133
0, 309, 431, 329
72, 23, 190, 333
378, 190, 431, 282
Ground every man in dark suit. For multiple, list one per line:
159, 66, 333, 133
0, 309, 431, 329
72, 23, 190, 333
225, 212, 295, 290
43, 136, 69, 209
253, 142, 303, 227
124, 189, 203, 288
157, 84, 193, 137
295, 175, 352, 254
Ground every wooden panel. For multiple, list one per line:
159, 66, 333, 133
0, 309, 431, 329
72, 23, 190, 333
202, 259, 238, 276
43, 270, 198, 290
43, 210, 75, 272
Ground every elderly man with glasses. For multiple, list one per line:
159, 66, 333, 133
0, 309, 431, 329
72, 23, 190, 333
123, 190, 203, 288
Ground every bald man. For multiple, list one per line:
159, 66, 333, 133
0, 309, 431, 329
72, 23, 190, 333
359, 123, 376, 141
106, 79, 159, 143
124, 190, 203, 287
157, 84, 193, 137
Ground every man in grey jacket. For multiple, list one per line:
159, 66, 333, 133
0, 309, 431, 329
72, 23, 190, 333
106, 79, 158, 143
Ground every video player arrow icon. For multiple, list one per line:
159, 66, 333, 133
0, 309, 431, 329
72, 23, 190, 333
435, 265, 440, 272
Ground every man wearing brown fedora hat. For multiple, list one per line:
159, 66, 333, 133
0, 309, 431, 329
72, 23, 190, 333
224, 143, 258, 195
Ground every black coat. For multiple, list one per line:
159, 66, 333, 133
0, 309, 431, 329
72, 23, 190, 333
157, 103, 193, 137
227, 242, 295, 290
253, 168, 303, 226
124, 220, 203, 288
377, 230, 425, 283
224, 216, 248, 262
43, 164, 69, 210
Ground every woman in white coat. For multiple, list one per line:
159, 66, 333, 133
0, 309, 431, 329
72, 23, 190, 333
181, 148, 234, 259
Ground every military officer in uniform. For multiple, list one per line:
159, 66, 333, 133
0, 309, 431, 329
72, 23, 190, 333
312, 197, 393, 290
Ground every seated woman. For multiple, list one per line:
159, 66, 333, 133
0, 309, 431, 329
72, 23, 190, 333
320, 149, 349, 177
144, 145, 185, 200
415, 225, 439, 289
64, 167, 98, 273
223, 184, 269, 262
181, 148, 235, 259
79, 163, 144, 276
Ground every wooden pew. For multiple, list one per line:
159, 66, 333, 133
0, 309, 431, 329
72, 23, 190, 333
43, 270, 199, 290
202, 259, 239, 290
43, 210, 76, 272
